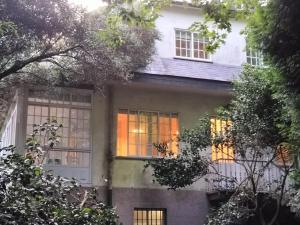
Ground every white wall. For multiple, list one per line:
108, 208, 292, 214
155, 5, 247, 66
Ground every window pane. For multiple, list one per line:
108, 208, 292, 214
117, 110, 179, 157
134, 209, 166, 225
117, 112, 128, 156
26, 92, 92, 168
211, 118, 234, 162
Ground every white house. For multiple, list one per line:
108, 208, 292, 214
0, 3, 273, 225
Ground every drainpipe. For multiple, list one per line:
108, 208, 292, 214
106, 85, 114, 206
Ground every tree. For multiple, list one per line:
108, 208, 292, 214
146, 66, 300, 225
0, 0, 159, 127
0, 120, 120, 225
245, 0, 300, 92
0, 0, 158, 84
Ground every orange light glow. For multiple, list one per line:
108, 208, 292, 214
116, 111, 179, 157
211, 118, 234, 162
117, 112, 128, 156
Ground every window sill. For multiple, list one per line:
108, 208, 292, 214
174, 56, 213, 63
114, 156, 163, 161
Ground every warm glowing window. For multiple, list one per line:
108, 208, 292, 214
175, 29, 210, 60
26, 90, 91, 168
276, 144, 291, 166
117, 110, 179, 157
134, 209, 166, 225
210, 118, 234, 162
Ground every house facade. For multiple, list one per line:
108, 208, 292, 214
0, 3, 269, 225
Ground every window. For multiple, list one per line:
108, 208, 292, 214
0, 105, 17, 149
210, 118, 234, 162
175, 29, 210, 60
246, 47, 263, 66
134, 209, 166, 225
117, 110, 179, 157
276, 143, 291, 166
26, 90, 92, 168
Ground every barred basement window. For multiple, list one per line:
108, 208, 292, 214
210, 118, 234, 163
134, 209, 166, 225
175, 29, 210, 60
26, 90, 92, 168
117, 110, 179, 157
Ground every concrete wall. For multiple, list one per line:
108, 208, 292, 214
113, 188, 210, 225
91, 94, 110, 186
110, 84, 231, 191
155, 5, 247, 66
102, 83, 230, 225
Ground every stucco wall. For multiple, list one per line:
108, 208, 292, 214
91, 94, 110, 186
110, 84, 231, 191
113, 188, 210, 225
155, 6, 247, 66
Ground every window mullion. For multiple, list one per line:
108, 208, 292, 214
137, 111, 140, 157
191, 32, 194, 58
127, 109, 129, 157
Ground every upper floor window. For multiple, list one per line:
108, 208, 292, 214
210, 118, 234, 163
175, 29, 210, 61
117, 110, 179, 157
26, 90, 92, 168
246, 47, 264, 67
134, 208, 166, 225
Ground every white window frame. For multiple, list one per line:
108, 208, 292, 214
174, 28, 212, 62
0, 104, 17, 149
26, 89, 93, 169
246, 47, 264, 67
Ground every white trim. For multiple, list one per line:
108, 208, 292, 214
174, 28, 212, 62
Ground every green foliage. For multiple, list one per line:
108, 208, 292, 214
0, 122, 119, 225
246, 0, 300, 92
0, 0, 158, 87
146, 66, 298, 224
207, 190, 255, 225
145, 117, 210, 190
230, 66, 284, 150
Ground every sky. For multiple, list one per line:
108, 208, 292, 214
68, 0, 106, 11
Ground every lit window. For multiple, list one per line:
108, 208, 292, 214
246, 47, 263, 67
276, 143, 292, 166
117, 110, 179, 157
134, 209, 166, 225
26, 90, 92, 168
175, 29, 210, 60
210, 118, 234, 162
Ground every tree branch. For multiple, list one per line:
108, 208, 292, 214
0, 45, 82, 80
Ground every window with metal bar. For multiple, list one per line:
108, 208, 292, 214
175, 29, 210, 60
134, 209, 166, 225
210, 118, 234, 163
117, 110, 179, 157
26, 90, 92, 168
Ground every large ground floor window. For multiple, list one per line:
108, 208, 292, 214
117, 110, 179, 157
26, 90, 92, 169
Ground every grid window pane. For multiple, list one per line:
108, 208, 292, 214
26, 91, 92, 168
175, 29, 209, 60
246, 47, 263, 67
134, 209, 166, 225
117, 110, 179, 157
211, 118, 234, 163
